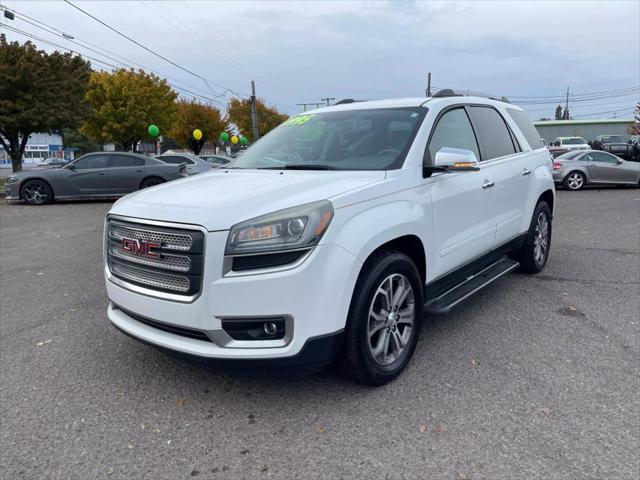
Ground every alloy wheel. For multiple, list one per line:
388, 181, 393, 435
567, 173, 584, 190
533, 212, 549, 265
367, 273, 415, 366
23, 182, 49, 204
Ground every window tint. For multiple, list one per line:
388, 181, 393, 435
110, 155, 145, 167
427, 108, 480, 163
159, 155, 195, 165
73, 155, 108, 169
507, 108, 544, 149
468, 107, 517, 160
588, 152, 619, 164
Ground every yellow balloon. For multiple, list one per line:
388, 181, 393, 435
193, 129, 203, 141
231, 135, 239, 144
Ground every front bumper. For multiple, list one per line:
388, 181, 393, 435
4, 181, 19, 199
106, 231, 362, 365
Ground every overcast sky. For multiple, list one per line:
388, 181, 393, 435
2, 0, 639, 119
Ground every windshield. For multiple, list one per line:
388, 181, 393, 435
562, 137, 586, 145
600, 135, 625, 143
229, 107, 426, 171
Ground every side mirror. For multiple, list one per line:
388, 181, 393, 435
425, 148, 480, 175
66, 163, 76, 170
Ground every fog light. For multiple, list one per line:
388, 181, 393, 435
264, 321, 278, 336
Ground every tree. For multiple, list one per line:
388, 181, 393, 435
226, 97, 288, 142
82, 69, 177, 151
169, 99, 225, 154
555, 105, 563, 120
61, 128, 101, 156
0, 35, 91, 172
628, 102, 640, 135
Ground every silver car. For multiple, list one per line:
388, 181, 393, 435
5, 152, 187, 205
552, 150, 640, 191
155, 153, 213, 175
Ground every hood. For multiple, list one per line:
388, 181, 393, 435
110, 168, 386, 230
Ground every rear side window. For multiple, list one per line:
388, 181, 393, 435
74, 155, 108, 169
110, 156, 144, 167
427, 108, 480, 163
468, 106, 517, 160
506, 108, 544, 150
159, 156, 195, 165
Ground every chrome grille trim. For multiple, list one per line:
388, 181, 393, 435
108, 244, 191, 272
109, 223, 192, 251
110, 261, 190, 292
105, 215, 206, 302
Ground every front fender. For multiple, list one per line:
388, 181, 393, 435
328, 196, 431, 279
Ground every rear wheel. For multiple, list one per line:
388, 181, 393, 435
563, 171, 586, 190
518, 201, 552, 274
21, 179, 53, 205
140, 177, 164, 189
342, 250, 423, 385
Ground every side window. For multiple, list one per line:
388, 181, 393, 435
467, 106, 517, 160
427, 108, 480, 163
506, 108, 544, 149
73, 155, 108, 169
589, 152, 619, 164
110, 155, 144, 168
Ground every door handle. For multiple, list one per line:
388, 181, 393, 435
98, 173, 105, 176
522, 168, 531, 176
482, 180, 495, 189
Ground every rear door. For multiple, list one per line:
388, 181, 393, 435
106, 154, 146, 194
586, 151, 630, 183
467, 105, 527, 247
425, 107, 497, 278
66, 154, 109, 195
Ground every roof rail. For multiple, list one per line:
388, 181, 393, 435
333, 98, 367, 105
432, 89, 511, 104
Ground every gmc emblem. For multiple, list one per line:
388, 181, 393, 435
122, 237, 160, 258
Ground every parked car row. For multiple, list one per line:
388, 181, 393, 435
4, 151, 235, 205
552, 150, 640, 190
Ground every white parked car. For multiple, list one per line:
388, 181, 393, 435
552, 136, 590, 151
104, 91, 555, 385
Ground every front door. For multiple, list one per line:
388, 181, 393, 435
587, 151, 631, 183
425, 107, 497, 279
66, 154, 109, 194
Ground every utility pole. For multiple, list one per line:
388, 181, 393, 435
250, 80, 259, 141
321, 97, 335, 107
426, 72, 432, 97
564, 86, 570, 120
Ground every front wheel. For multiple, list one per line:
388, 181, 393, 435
21, 179, 53, 205
342, 250, 423, 386
518, 201, 552, 274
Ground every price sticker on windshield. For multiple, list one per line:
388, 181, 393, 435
282, 114, 315, 127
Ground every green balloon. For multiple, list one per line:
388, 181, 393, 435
148, 124, 160, 137
240, 136, 248, 145
219, 131, 229, 142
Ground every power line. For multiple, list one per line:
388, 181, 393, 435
62, 0, 239, 98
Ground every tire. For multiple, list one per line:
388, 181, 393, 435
140, 177, 164, 189
518, 201, 552, 274
21, 179, 53, 205
563, 171, 586, 191
342, 250, 423, 386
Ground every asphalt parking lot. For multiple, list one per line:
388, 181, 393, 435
1, 189, 638, 480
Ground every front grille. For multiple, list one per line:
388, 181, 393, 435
106, 218, 205, 298
118, 306, 212, 342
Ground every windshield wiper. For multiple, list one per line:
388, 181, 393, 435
258, 164, 337, 170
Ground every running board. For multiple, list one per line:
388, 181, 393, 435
424, 257, 519, 315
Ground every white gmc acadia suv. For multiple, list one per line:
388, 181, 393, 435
104, 90, 555, 385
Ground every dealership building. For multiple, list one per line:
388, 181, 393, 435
0, 132, 77, 166
534, 118, 634, 145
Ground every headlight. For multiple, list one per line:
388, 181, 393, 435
6, 176, 18, 184
225, 201, 334, 255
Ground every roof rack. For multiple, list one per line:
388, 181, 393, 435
432, 89, 511, 104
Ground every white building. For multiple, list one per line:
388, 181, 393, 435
0, 132, 76, 166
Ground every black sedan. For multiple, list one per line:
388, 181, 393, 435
5, 152, 187, 205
